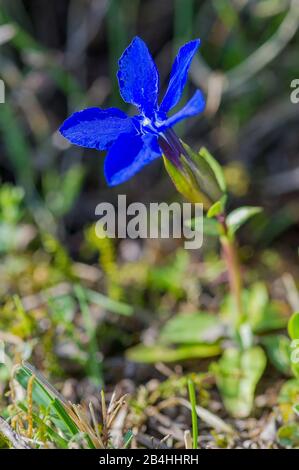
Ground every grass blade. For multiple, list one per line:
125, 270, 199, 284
187, 378, 198, 449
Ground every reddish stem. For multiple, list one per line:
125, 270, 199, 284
219, 217, 243, 328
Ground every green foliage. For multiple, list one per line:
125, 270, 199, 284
163, 144, 226, 211
15, 363, 80, 443
127, 343, 221, 363
85, 223, 123, 301
226, 206, 262, 235
288, 312, 299, 341
148, 249, 190, 298
127, 308, 224, 364
294, 403, 299, 418
276, 313, 299, 444
163, 155, 212, 208
86, 289, 133, 317
185, 216, 221, 237
279, 379, 299, 407
12, 363, 130, 449
0, 184, 24, 225
160, 312, 223, 344
211, 346, 267, 418
198, 147, 227, 193
0, 183, 26, 253
277, 423, 299, 448
262, 335, 291, 376
187, 378, 199, 449
288, 312, 299, 379
220, 282, 288, 334
42, 165, 85, 218
41, 232, 74, 279
207, 196, 227, 219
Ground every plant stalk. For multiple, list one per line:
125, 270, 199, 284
219, 217, 243, 330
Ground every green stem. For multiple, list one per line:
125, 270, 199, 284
187, 378, 198, 449
219, 217, 243, 330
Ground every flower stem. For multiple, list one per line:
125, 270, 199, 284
218, 216, 243, 331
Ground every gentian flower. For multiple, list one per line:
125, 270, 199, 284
60, 37, 205, 187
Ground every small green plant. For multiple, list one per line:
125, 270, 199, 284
0, 183, 26, 253
127, 145, 270, 418
276, 312, 299, 447
57, 34, 294, 421
3, 362, 130, 449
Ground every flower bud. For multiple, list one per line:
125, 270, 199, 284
159, 130, 225, 210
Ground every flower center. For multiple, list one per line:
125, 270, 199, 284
142, 117, 151, 127
139, 115, 160, 135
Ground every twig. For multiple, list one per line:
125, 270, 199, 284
184, 430, 192, 449
158, 397, 235, 435
0, 416, 30, 449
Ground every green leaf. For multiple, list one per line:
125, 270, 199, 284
163, 143, 226, 209
160, 312, 224, 344
14, 363, 79, 439
262, 335, 291, 376
122, 430, 134, 449
246, 282, 268, 328
86, 288, 134, 316
149, 249, 189, 297
212, 346, 267, 418
251, 302, 288, 333
198, 147, 227, 192
163, 155, 212, 208
278, 379, 299, 405
184, 144, 224, 203
207, 195, 227, 218
277, 423, 299, 447
287, 313, 299, 379
187, 379, 198, 449
126, 343, 221, 363
288, 312, 299, 340
207, 200, 222, 218
185, 216, 220, 237
253, 306, 288, 333
226, 206, 262, 234
17, 402, 69, 448
221, 283, 287, 334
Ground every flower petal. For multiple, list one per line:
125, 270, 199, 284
104, 133, 161, 186
117, 37, 159, 118
162, 90, 205, 128
159, 39, 200, 113
59, 107, 134, 150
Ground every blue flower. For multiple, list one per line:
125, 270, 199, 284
60, 37, 205, 186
